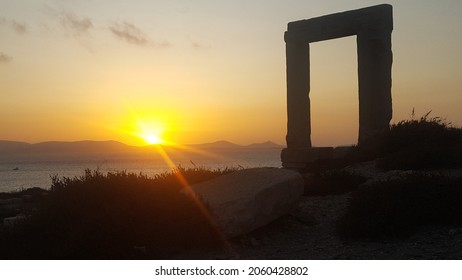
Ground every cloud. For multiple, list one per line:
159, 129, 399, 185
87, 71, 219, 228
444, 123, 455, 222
109, 21, 170, 48
192, 42, 202, 49
59, 12, 93, 35
0, 18, 28, 34
157, 41, 171, 48
11, 20, 27, 34
191, 41, 211, 50
109, 21, 149, 45
0, 52, 13, 64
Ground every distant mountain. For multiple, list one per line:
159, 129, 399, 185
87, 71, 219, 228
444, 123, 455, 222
189, 140, 284, 149
189, 140, 243, 149
0, 139, 284, 160
33, 140, 131, 154
0, 140, 135, 160
0, 140, 30, 152
245, 141, 284, 149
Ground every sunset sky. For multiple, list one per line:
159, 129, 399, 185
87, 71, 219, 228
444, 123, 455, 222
1, 0, 462, 146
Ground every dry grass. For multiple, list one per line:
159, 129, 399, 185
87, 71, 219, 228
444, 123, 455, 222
0, 167, 237, 259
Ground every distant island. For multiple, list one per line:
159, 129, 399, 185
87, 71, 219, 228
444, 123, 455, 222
190, 140, 283, 150
0, 140, 284, 161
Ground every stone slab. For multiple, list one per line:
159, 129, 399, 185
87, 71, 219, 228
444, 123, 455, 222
185, 168, 304, 238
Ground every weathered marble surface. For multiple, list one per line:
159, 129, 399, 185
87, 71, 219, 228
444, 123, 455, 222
186, 168, 304, 237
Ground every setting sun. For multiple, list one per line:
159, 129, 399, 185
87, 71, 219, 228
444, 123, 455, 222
116, 105, 175, 146
135, 122, 167, 145
142, 133, 164, 145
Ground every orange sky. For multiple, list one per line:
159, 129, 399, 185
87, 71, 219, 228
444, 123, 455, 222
1, 0, 462, 146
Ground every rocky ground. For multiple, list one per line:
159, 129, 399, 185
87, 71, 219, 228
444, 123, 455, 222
3, 165, 462, 260
176, 192, 462, 260
177, 163, 462, 260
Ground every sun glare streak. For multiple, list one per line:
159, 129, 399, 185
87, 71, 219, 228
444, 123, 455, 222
153, 145, 237, 256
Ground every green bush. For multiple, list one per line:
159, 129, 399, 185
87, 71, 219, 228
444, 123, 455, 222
0, 167, 237, 259
337, 174, 462, 239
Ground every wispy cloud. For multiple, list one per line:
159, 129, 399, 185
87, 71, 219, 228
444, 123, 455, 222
39, 7, 96, 52
109, 21, 149, 45
157, 41, 171, 48
191, 41, 211, 50
109, 21, 170, 48
0, 18, 28, 34
58, 12, 93, 35
0, 52, 13, 64
191, 42, 211, 50
192, 42, 202, 49
11, 20, 27, 34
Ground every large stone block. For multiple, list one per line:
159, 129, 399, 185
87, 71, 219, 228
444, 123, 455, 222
185, 168, 304, 238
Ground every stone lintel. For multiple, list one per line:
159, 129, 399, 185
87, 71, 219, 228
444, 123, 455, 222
284, 4, 392, 43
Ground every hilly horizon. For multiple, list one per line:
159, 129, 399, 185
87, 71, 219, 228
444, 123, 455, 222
0, 139, 285, 161
0, 139, 284, 148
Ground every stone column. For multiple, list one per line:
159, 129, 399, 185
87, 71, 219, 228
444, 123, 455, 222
286, 42, 311, 148
357, 30, 392, 146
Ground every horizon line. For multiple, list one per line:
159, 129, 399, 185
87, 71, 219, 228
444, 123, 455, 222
0, 139, 285, 147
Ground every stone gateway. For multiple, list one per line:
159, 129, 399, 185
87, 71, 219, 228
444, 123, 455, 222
281, 4, 393, 168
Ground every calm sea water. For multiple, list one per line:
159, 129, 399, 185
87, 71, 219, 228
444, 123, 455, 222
0, 148, 282, 192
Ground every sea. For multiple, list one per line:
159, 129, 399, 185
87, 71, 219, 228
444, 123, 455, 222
0, 148, 282, 193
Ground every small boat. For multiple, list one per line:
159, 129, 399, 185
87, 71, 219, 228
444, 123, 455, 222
13, 167, 19, 171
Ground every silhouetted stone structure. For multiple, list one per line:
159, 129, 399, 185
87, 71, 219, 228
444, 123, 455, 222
282, 4, 393, 168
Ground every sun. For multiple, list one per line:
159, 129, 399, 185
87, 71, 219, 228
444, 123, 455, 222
119, 106, 174, 146
122, 118, 167, 145
136, 124, 166, 145
143, 133, 164, 145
